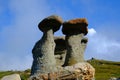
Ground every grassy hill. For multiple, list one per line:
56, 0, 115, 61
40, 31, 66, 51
0, 70, 30, 80
88, 58, 120, 80
0, 59, 120, 80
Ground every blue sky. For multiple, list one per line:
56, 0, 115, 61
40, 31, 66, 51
0, 0, 120, 70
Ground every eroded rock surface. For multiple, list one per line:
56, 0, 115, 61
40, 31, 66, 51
54, 36, 88, 67
30, 16, 95, 80
62, 18, 88, 66
31, 15, 63, 75
29, 62, 95, 80
54, 36, 66, 66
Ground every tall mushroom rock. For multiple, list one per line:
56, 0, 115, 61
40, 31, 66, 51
31, 15, 63, 75
62, 18, 88, 66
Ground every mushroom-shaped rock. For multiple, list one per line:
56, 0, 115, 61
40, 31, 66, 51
38, 15, 63, 32
62, 18, 88, 66
31, 15, 63, 75
62, 18, 88, 35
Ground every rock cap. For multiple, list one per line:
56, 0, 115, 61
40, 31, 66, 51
62, 18, 88, 35
38, 15, 63, 32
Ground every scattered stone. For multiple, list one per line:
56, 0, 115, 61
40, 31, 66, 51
1, 74, 21, 80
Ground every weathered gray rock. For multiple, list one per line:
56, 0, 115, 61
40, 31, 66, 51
30, 16, 95, 80
63, 62, 95, 80
29, 62, 95, 80
54, 36, 88, 66
31, 15, 63, 75
62, 18, 88, 66
1, 74, 21, 80
81, 37, 88, 55
109, 77, 120, 80
54, 36, 66, 66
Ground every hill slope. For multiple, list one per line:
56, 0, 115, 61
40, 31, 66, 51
0, 59, 120, 80
87, 58, 120, 80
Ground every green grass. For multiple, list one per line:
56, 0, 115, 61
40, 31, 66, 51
0, 59, 120, 80
87, 59, 120, 80
0, 70, 30, 80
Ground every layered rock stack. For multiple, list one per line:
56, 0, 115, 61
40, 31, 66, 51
29, 15, 95, 80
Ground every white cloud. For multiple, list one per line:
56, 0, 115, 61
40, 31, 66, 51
0, 0, 53, 70
0, 0, 120, 71
88, 28, 97, 36
85, 28, 120, 61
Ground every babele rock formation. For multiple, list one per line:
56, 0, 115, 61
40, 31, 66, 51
31, 15, 63, 75
62, 18, 88, 66
29, 15, 95, 80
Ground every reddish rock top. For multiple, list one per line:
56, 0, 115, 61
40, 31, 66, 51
38, 15, 63, 32
62, 18, 88, 35
66, 18, 88, 24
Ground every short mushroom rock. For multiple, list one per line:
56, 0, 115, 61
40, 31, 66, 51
62, 18, 88, 66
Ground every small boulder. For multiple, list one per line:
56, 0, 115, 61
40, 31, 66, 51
1, 74, 21, 80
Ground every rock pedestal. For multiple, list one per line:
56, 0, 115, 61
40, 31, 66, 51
29, 62, 95, 80
62, 18, 88, 66
31, 15, 63, 75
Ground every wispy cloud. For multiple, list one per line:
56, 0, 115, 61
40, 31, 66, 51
88, 28, 96, 36
85, 27, 120, 61
0, 0, 52, 70
0, 0, 120, 71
